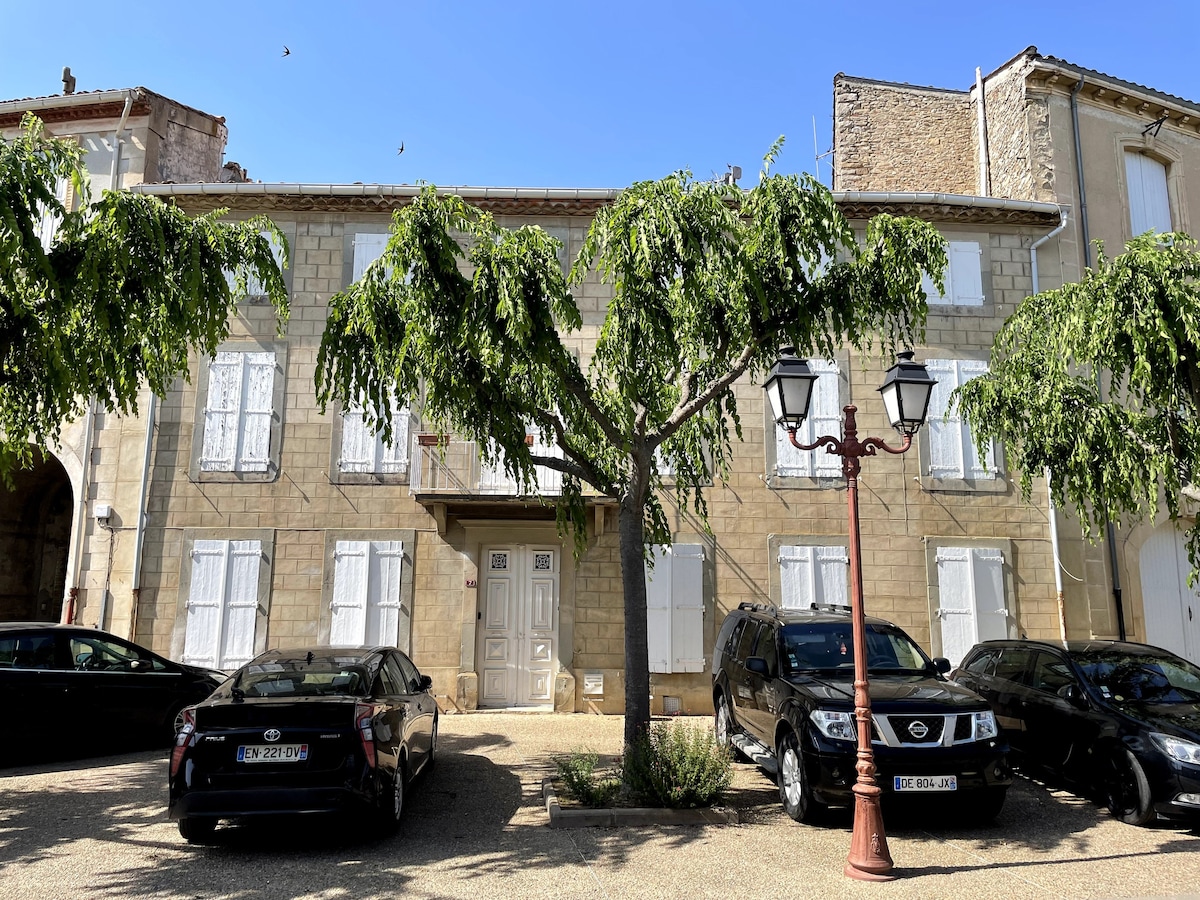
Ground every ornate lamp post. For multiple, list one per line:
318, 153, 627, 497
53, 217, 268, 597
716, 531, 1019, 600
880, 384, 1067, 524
764, 347, 936, 882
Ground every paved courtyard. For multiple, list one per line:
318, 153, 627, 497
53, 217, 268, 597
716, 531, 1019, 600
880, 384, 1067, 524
1, 713, 1198, 899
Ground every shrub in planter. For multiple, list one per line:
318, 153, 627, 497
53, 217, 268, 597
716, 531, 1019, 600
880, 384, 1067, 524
553, 750, 623, 807
622, 719, 733, 808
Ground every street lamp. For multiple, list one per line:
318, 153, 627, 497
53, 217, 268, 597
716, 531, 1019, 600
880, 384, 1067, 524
766, 347, 937, 882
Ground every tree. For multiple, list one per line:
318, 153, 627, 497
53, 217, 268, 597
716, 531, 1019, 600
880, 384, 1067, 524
316, 145, 946, 747
0, 113, 288, 471
956, 232, 1200, 567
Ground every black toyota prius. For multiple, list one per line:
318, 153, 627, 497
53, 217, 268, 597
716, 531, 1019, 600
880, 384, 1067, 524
168, 645, 438, 843
952, 639, 1200, 825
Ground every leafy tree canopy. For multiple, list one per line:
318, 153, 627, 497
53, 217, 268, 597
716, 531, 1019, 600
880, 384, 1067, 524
317, 142, 947, 743
956, 232, 1200, 563
0, 113, 288, 471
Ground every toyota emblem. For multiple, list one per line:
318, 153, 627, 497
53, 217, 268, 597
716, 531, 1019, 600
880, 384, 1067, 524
907, 721, 929, 739
264, 729, 282, 742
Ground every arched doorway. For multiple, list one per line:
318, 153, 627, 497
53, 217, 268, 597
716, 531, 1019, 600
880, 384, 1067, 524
1138, 522, 1200, 663
0, 450, 72, 622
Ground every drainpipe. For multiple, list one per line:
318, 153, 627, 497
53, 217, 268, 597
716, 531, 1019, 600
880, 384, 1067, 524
1070, 75, 1126, 640
1031, 209, 1071, 641
64, 402, 96, 625
975, 67, 990, 196
128, 393, 156, 641
107, 91, 136, 192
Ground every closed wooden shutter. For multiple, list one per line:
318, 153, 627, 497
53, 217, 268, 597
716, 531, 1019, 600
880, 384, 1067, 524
338, 406, 373, 473
246, 230, 286, 297
1126, 152, 1172, 235
36, 178, 69, 250
644, 544, 706, 674
378, 401, 410, 475
353, 233, 390, 281
239, 352, 276, 472
183, 539, 261, 670
200, 353, 243, 471
926, 359, 994, 480
367, 542, 404, 646
935, 546, 1007, 665
923, 241, 983, 306
780, 545, 848, 610
775, 359, 840, 477
332, 540, 405, 647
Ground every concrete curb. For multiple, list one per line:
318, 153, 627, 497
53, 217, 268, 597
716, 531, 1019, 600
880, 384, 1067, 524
542, 778, 739, 828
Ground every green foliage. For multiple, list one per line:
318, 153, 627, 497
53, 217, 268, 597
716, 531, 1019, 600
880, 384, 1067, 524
0, 113, 288, 472
621, 719, 732, 808
956, 231, 1200, 568
552, 750, 623, 808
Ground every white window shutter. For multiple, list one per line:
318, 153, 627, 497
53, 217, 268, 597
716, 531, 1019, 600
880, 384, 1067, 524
222, 541, 261, 669
957, 360, 995, 479
1126, 152, 1172, 235
339, 404, 373, 473
182, 540, 228, 667
645, 546, 673, 674
246, 230, 285, 298
670, 544, 705, 673
367, 541, 404, 646
353, 233, 390, 281
775, 359, 839, 477
37, 178, 69, 250
780, 545, 815, 610
926, 359, 963, 478
935, 547, 977, 666
947, 242, 984, 306
201, 353, 243, 472
378, 399, 410, 475
239, 352, 276, 472
331, 541, 370, 647
530, 424, 563, 494
814, 546, 850, 606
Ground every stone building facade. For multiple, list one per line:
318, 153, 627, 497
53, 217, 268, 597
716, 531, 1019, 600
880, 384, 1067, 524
833, 46, 1200, 663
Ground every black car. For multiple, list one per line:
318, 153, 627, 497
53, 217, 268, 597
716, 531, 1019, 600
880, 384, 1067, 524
0, 622, 224, 762
952, 638, 1200, 825
713, 603, 1011, 823
169, 645, 438, 843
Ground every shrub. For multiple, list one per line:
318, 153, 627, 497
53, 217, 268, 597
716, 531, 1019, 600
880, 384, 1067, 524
622, 719, 733, 808
553, 750, 623, 807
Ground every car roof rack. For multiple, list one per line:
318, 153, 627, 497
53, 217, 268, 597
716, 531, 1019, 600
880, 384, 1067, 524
808, 602, 852, 615
737, 601, 779, 616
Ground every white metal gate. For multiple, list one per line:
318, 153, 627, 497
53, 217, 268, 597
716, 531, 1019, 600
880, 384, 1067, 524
1140, 524, 1200, 663
477, 545, 559, 707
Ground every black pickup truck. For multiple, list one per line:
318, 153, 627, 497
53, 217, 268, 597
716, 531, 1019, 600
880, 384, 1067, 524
712, 603, 1011, 823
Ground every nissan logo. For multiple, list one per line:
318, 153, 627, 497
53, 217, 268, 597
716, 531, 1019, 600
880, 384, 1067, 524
907, 721, 929, 739
264, 729, 282, 742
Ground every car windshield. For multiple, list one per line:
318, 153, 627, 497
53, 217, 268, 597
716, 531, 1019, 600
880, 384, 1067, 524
233, 660, 370, 698
780, 622, 933, 675
1073, 648, 1200, 704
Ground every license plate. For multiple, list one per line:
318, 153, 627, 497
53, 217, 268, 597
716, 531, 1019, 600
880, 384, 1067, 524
893, 775, 957, 792
237, 743, 308, 763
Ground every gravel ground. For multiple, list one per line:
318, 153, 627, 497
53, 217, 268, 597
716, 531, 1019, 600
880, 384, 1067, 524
1, 712, 1199, 899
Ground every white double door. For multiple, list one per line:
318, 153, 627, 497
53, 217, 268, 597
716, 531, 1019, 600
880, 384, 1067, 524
477, 545, 559, 708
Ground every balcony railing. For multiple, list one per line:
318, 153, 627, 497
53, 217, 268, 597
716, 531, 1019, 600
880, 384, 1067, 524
411, 434, 564, 497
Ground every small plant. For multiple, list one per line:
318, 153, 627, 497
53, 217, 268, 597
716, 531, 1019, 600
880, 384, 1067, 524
622, 719, 733, 809
553, 749, 623, 807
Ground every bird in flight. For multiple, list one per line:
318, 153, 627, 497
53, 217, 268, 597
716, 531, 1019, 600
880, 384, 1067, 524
282, 46, 291, 57
397, 142, 405, 155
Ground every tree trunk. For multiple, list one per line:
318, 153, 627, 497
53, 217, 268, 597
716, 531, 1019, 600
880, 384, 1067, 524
617, 495, 651, 749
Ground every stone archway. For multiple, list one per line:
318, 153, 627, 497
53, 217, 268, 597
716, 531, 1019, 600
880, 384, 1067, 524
0, 450, 72, 622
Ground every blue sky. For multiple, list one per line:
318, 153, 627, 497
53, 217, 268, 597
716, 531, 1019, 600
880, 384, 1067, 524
2, 1, 1198, 188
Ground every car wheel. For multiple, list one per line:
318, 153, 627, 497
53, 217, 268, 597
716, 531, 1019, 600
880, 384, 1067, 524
1102, 747, 1155, 826
178, 816, 217, 844
714, 694, 735, 750
777, 730, 823, 823
379, 761, 406, 830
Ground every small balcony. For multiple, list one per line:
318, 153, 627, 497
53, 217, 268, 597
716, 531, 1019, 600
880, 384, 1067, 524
410, 434, 564, 499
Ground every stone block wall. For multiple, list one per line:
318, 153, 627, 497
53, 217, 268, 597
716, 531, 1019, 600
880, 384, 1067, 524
833, 75, 976, 194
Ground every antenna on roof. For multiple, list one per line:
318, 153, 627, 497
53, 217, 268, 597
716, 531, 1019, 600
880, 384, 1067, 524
61, 66, 76, 95
724, 164, 742, 186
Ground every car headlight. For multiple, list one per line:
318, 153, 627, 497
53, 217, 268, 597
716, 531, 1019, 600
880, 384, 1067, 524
811, 709, 856, 742
1151, 733, 1200, 766
973, 710, 998, 741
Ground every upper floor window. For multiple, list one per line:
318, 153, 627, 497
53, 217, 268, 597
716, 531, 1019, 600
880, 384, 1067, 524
338, 396, 410, 477
353, 232, 390, 281
923, 241, 984, 307
925, 358, 995, 482
200, 351, 277, 473
774, 359, 841, 479
225, 230, 287, 301
1125, 151, 1172, 235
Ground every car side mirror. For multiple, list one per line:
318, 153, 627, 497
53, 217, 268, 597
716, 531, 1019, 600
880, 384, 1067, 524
746, 657, 769, 676
1058, 683, 1087, 708
932, 657, 952, 675
417, 674, 433, 692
